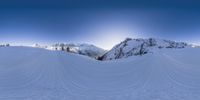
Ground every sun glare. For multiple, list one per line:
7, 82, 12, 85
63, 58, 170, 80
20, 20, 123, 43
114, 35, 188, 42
89, 32, 134, 50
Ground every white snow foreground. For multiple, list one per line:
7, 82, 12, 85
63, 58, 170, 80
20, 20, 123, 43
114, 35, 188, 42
0, 46, 200, 100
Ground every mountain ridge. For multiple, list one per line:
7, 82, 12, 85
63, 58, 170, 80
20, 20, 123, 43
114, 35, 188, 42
14, 38, 200, 60
33, 43, 106, 58
99, 38, 191, 60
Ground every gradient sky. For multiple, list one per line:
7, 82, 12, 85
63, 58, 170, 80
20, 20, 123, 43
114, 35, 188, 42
0, 0, 200, 49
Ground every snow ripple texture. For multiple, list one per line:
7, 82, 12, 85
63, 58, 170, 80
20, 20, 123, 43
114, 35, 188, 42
0, 47, 200, 100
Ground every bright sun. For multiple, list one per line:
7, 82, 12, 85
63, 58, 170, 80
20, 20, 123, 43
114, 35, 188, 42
86, 23, 140, 50
90, 32, 134, 50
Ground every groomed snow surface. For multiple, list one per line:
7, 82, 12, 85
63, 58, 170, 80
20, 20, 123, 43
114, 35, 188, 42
0, 46, 200, 100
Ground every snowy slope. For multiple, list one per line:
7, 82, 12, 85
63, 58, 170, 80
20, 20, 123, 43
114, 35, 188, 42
0, 46, 200, 100
100, 38, 188, 60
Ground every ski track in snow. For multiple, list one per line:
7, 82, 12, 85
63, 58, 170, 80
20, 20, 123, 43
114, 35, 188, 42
0, 47, 200, 100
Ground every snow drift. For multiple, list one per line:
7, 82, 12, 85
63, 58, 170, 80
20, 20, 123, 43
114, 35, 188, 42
0, 46, 200, 100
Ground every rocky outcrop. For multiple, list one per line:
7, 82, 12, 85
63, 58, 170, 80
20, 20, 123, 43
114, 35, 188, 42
0, 44, 10, 47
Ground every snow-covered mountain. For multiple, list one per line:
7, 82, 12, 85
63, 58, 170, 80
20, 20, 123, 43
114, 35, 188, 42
100, 38, 189, 60
31, 38, 195, 61
33, 43, 106, 58
190, 44, 200, 48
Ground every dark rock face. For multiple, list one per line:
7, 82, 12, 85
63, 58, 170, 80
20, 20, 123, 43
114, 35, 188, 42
100, 38, 188, 60
0, 44, 10, 47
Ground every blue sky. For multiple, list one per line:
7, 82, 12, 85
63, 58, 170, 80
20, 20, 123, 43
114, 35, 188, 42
0, 0, 200, 49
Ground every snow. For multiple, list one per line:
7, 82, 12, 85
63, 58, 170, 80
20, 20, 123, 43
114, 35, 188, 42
0, 46, 200, 99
